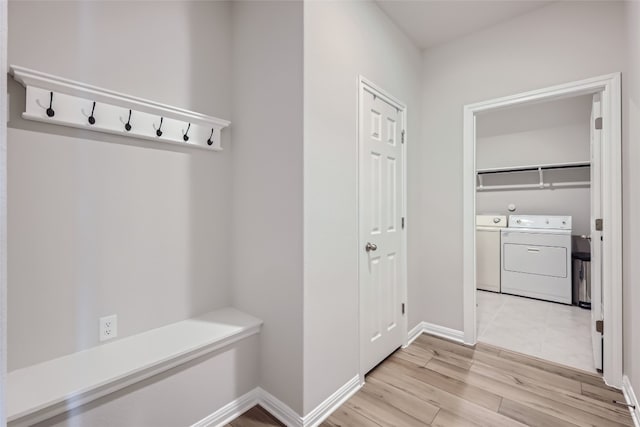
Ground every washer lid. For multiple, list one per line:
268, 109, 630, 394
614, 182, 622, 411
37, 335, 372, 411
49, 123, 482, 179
508, 215, 572, 230
476, 215, 508, 228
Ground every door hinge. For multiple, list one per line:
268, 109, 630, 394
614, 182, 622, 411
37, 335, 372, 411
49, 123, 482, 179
595, 218, 603, 231
595, 117, 603, 130
401, 303, 405, 315
596, 319, 603, 334
402, 217, 405, 229
401, 130, 405, 144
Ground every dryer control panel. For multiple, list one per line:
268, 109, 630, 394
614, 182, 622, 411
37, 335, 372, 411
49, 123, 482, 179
508, 215, 572, 230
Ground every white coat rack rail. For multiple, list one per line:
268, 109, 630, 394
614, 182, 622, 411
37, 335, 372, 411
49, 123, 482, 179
10, 65, 230, 151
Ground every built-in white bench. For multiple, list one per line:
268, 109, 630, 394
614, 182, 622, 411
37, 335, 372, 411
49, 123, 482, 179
8, 308, 262, 426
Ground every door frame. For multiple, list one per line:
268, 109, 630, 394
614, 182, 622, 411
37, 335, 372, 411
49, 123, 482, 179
357, 76, 408, 382
462, 73, 623, 388
1, 0, 7, 423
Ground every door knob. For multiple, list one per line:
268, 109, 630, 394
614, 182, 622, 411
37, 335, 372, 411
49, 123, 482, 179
365, 242, 378, 252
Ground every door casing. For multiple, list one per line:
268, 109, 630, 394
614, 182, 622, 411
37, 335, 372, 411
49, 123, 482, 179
462, 73, 623, 388
357, 76, 408, 382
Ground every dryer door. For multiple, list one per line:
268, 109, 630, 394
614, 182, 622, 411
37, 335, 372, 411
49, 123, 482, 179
503, 243, 568, 278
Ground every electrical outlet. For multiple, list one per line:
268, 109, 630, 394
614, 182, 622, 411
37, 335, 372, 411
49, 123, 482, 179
99, 314, 118, 342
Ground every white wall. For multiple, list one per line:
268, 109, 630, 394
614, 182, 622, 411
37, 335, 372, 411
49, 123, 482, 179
623, 0, 640, 403
303, 1, 422, 415
476, 96, 592, 169
230, 1, 304, 415
476, 95, 592, 235
8, 0, 233, 371
416, 1, 626, 331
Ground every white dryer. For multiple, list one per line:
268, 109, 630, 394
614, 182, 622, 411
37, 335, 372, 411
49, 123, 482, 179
501, 215, 572, 304
476, 215, 507, 292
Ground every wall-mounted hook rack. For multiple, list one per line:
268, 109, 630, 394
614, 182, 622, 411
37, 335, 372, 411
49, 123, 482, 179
36, 92, 55, 117
10, 65, 231, 151
182, 123, 191, 142
154, 117, 163, 137
88, 102, 96, 125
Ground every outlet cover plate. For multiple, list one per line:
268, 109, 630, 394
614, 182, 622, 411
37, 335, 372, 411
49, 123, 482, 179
99, 314, 118, 342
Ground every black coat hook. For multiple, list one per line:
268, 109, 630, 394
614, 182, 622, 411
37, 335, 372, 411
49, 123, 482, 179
207, 128, 214, 146
46, 92, 55, 117
88, 102, 96, 125
124, 110, 132, 131
183, 123, 191, 142
155, 117, 164, 137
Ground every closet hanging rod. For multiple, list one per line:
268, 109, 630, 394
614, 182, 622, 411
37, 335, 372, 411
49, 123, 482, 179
477, 161, 591, 175
476, 181, 591, 191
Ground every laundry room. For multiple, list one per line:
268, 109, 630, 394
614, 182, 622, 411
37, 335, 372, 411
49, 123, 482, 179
474, 93, 599, 373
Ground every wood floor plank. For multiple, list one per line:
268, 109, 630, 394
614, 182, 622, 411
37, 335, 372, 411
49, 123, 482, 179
497, 347, 610, 388
581, 381, 628, 403
498, 398, 580, 427
370, 366, 525, 427
469, 357, 631, 424
430, 409, 496, 427
327, 406, 382, 427
345, 391, 429, 427
418, 334, 585, 393
410, 337, 474, 369
229, 405, 283, 427
227, 333, 633, 427
389, 348, 426, 367
473, 349, 583, 393
425, 358, 629, 427
363, 376, 439, 424
395, 343, 434, 366
383, 357, 502, 411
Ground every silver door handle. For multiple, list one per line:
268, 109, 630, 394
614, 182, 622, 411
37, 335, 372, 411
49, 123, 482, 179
365, 242, 378, 252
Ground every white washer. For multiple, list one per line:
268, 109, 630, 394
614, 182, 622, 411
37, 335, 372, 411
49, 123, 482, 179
501, 215, 572, 304
476, 215, 507, 292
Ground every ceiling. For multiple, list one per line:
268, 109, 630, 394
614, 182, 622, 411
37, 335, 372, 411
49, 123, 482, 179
375, 0, 554, 50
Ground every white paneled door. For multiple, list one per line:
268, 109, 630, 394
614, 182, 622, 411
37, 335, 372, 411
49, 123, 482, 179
359, 81, 405, 375
590, 94, 603, 372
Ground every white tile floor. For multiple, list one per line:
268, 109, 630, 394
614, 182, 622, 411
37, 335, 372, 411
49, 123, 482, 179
477, 290, 597, 373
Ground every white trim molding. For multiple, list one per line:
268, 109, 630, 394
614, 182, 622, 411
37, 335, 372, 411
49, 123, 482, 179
191, 389, 260, 427
423, 322, 464, 344
10, 65, 230, 151
195, 376, 362, 427
462, 73, 623, 388
256, 388, 303, 427
405, 322, 427, 347
0, 3, 7, 427
301, 375, 361, 427
622, 375, 640, 427
405, 321, 464, 347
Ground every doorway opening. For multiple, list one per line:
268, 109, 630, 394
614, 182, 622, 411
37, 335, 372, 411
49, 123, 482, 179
462, 74, 622, 388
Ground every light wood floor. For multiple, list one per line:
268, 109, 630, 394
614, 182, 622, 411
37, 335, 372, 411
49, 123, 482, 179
228, 333, 633, 426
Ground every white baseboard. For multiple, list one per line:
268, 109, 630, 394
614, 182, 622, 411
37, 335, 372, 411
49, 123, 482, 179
403, 322, 464, 348
191, 389, 259, 427
194, 376, 362, 427
405, 321, 427, 347
405, 321, 464, 346
302, 375, 361, 427
257, 387, 303, 427
622, 375, 640, 427
423, 322, 465, 344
